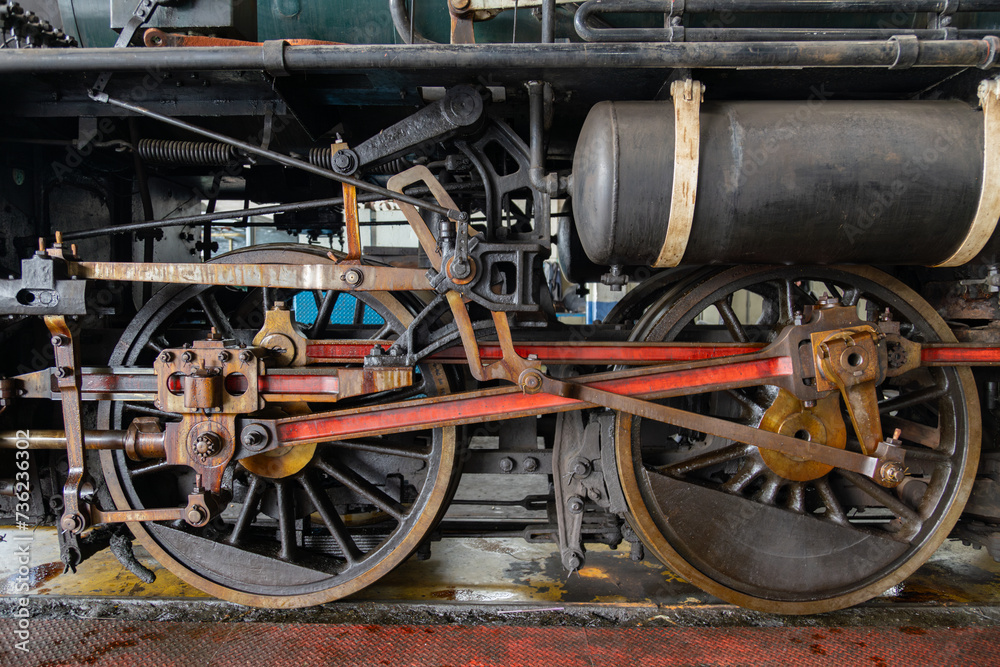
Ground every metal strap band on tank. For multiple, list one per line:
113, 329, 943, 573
936, 79, 1000, 267
654, 79, 704, 268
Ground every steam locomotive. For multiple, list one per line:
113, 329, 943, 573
2, 0, 1000, 615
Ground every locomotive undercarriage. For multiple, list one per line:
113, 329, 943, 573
4, 0, 1000, 617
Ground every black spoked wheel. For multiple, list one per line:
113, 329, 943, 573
97, 245, 458, 607
616, 265, 980, 614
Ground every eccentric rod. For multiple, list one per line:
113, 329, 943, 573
88, 91, 468, 223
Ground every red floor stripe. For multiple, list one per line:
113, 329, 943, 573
2, 620, 999, 666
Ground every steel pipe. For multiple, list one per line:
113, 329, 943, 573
583, 0, 1000, 13
0, 41, 996, 73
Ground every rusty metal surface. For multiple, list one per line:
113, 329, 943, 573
143, 28, 343, 48
342, 183, 362, 261
72, 261, 432, 292
43, 316, 87, 535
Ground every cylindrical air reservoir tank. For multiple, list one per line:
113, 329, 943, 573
571, 99, 986, 267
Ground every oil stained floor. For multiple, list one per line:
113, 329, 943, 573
1, 524, 999, 609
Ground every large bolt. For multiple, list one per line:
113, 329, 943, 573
343, 268, 364, 286
181, 351, 195, 363
816, 294, 840, 309
239, 350, 254, 363
241, 425, 270, 452
523, 456, 540, 473
563, 549, 583, 571
879, 461, 906, 487
519, 370, 543, 394
571, 457, 591, 478
186, 505, 207, 526
192, 433, 222, 459
158, 351, 173, 364
567, 495, 585, 514
499, 457, 515, 473
55, 367, 71, 379
50, 335, 66, 347
61, 512, 84, 533
452, 0, 471, 9
217, 350, 231, 362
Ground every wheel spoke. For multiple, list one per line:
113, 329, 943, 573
300, 472, 363, 565
879, 384, 948, 414
323, 438, 431, 460
275, 479, 297, 560
123, 402, 176, 418
226, 474, 263, 545
787, 482, 806, 513
315, 458, 406, 520
821, 282, 844, 302
838, 470, 923, 535
353, 298, 365, 325
658, 443, 753, 477
755, 474, 781, 505
143, 334, 170, 355
309, 290, 340, 340
814, 477, 848, 525
777, 279, 795, 322
130, 461, 180, 477
714, 296, 749, 343
720, 459, 764, 494
196, 293, 236, 339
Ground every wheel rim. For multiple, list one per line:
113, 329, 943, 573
98, 245, 457, 607
616, 265, 980, 614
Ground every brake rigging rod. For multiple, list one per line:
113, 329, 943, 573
87, 91, 468, 223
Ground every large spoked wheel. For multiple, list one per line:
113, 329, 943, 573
617, 265, 980, 614
97, 245, 458, 607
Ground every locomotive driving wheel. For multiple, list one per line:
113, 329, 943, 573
617, 265, 980, 614
97, 245, 458, 607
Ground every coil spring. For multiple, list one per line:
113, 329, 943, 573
308, 148, 411, 175
137, 139, 239, 166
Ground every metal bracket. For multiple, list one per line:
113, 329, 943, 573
654, 79, 704, 268
936, 78, 1000, 266
263, 39, 289, 77
888, 34, 920, 69
92, 0, 166, 94
44, 316, 89, 535
0, 252, 87, 316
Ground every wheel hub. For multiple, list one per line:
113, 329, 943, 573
758, 390, 846, 482
241, 443, 317, 479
